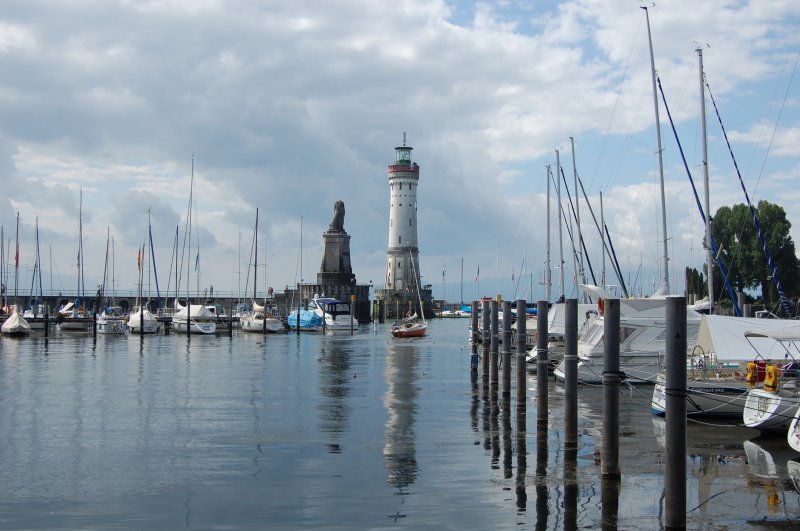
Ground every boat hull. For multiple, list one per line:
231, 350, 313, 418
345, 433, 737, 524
240, 317, 283, 333
651, 372, 748, 417
553, 354, 662, 384
391, 323, 427, 338
743, 388, 800, 431
172, 319, 216, 334
788, 405, 800, 452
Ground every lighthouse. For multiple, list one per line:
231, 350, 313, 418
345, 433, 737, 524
376, 135, 431, 319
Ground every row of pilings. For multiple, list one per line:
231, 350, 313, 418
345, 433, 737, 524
469, 297, 688, 530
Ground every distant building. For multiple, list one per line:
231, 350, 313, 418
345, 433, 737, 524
376, 136, 432, 319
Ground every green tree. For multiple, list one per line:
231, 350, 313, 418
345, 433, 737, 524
709, 200, 799, 312
685, 266, 706, 299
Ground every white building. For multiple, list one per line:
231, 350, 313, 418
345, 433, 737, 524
385, 140, 420, 292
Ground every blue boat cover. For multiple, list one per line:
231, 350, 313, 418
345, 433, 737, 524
287, 309, 323, 328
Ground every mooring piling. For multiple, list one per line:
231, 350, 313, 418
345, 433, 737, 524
665, 296, 687, 530
564, 298, 578, 450
470, 301, 480, 371
490, 299, 499, 386
602, 298, 620, 480
501, 300, 512, 399
515, 299, 527, 410
536, 300, 549, 427
482, 299, 491, 378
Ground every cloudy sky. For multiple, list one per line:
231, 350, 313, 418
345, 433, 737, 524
1, 0, 798, 304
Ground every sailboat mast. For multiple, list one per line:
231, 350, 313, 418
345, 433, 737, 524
78, 189, 85, 303
698, 47, 713, 313
570, 137, 584, 301
253, 207, 259, 301
555, 149, 565, 300
102, 226, 110, 308
35, 219, 43, 302
460, 257, 463, 306
14, 212, 19, 309
643, 6, 670, 294
600, 190, 606, 290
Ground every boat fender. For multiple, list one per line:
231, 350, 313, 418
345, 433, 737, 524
745, 362, 759, 387
764, 365, 779, 393
598, 298, 605, 316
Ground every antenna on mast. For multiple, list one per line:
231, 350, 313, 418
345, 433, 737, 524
402, 132, 406, 146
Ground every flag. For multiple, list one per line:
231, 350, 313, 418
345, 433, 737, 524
475, 265, 480, 282
194, 252, 199, 272
137, 248, 141, 271
511, 266, 515, 282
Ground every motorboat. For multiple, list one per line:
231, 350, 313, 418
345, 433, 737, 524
553, 284, 702, 384
308, 295, 357, 331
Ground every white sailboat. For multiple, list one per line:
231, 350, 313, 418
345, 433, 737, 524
172, 157, 215, 335
391, 246, 427, 338
241, 208, 282, 333
97, 229, 126, 335
59, 192, 92, 332
1, 213, 31, 336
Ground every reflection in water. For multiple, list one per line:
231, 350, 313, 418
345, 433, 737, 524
564, 448, 578, 530
318, 340, 353, 449
384, 341, 419, 491
516, 404, 527, 512
535, 429, 549, 529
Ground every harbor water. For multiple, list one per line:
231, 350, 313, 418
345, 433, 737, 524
1, 319, 799, 529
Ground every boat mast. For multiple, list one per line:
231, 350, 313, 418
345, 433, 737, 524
13, 212, 19, 313
643, 6, 670, 295
555, 149, 565, 300
409, 245, 425, 324
253, 207, 258, 301
101, 226, 110, 309
570, 137, 585, 301
460, 257, 463, 306
698, 46, 713, 313
600, 190, 606, 290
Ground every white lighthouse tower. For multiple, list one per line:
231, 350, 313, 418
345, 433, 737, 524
385, 134, 421, 293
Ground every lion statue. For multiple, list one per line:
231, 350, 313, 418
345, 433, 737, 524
328, 200, 346, 233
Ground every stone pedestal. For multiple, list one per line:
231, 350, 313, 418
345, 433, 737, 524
318, 232, 355, 285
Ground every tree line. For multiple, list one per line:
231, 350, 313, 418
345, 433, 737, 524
685, 200, 800, 316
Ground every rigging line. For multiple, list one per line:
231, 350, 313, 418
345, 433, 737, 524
753, 42, 800, 193
588, 10, 645, 193
655, 75, 741, 315
706, 79, 793, 317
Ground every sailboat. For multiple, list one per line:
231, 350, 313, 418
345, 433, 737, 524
59, 190, 92, 332
1, 212, 31, 336
22, 217, 48, 330
241, 208, 282, 333
97, 228, 126, 334
171, 158, 216, 335
391, 247, 427, 338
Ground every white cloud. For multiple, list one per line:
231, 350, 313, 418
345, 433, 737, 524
0, 0, 797, 302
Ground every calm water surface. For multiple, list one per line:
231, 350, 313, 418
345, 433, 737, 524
1, 319, 799, 529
